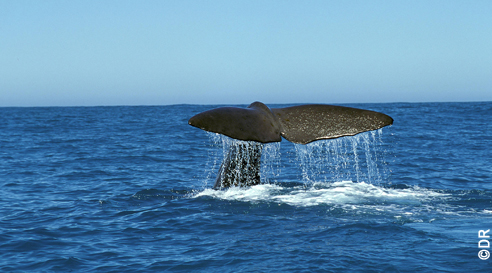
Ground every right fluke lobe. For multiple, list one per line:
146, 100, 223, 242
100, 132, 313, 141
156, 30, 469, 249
271, 104, 393, 144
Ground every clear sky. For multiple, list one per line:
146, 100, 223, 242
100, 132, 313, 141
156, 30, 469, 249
1, 0, 491, 106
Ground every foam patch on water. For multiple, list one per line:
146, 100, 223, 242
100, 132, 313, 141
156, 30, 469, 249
194, 181, 449, 207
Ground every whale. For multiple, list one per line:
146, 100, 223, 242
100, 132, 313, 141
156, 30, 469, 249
189, 102, 393, 189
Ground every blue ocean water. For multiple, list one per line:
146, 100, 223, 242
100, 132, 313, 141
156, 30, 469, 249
0, 102, 491, 272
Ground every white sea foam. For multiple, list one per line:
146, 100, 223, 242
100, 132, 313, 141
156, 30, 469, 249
194, 181, 449, 207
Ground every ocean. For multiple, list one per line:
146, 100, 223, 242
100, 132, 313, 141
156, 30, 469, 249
1, 102, 491, 272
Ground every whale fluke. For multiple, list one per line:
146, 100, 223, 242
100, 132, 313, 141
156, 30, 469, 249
189, 102, 393, 189
188, 102, 282, 143
271, 104, 394, 144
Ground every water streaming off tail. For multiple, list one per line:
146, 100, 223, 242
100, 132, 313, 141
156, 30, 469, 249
260, 141, 281, 183
204, 129, 389, 187
294, 129, 389, 184
204, 133, 281, 187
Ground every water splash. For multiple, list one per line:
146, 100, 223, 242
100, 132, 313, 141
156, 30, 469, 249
201, 132, 223, 185
204, 130, 389, 187
261, 142, 281, 184
193, 181, 457, 224
194, 181, 449, 208
294, 130, 388, 185
205, 133, 281, 187
215, 140, 262, 188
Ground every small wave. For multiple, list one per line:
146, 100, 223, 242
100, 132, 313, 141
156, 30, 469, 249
193, 181, 449, 207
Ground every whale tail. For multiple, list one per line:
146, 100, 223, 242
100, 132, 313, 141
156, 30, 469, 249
189, 102, 393, 188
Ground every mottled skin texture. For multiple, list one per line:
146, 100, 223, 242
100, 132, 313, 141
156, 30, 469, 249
272, 104, 394, 144
189, 102, 393, 189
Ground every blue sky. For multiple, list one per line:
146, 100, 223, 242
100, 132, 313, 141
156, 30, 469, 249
1, 0, 491, 106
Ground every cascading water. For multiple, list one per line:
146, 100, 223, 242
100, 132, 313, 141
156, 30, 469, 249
294, 129, 389, 185
204, 133, 281, 188
205, 129, 389, 187
260, 141, 282, 184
